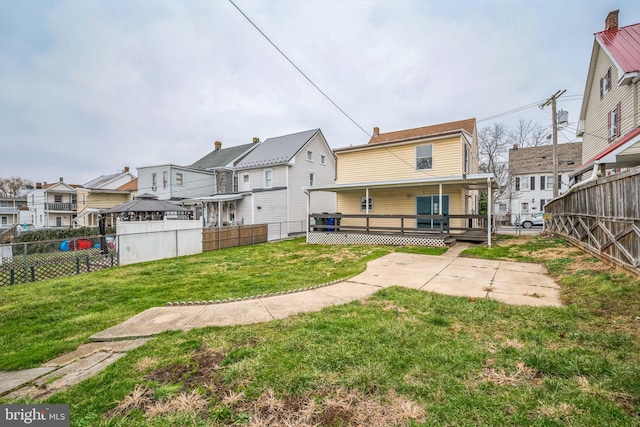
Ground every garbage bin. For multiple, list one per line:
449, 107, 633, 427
326, 217, 335, 232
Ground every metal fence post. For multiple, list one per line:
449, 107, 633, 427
23, 243, 28, 283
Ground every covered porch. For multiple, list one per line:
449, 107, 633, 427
304, 174, 498, 247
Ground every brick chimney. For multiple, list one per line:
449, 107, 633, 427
373, 127, 379, 137
605, 10, 619, 30
36, 182, 42, 189
59, 177, 63, 182
513, 144, 518, 150
215, 141, 222, 150
252, 137, 260, 143
124, 166, 129, 172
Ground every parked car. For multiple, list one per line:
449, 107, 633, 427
518, 212, 544, 229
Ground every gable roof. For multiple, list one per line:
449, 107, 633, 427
509, 142, 582, 175
368, 118, 476, 145
190, 142, 257, 170
596, 22, 640, 80
83, 170, 135, 189
235, 129, 321, 168
117, 177, 138, 191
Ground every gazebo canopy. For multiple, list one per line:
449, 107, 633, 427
101, 193, 189, 214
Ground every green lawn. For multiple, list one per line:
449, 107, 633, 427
3, 236, 640, 426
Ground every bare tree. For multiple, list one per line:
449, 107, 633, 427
507, 119, 549, 148
0, 177, 33, 197
478, 123, 510, 183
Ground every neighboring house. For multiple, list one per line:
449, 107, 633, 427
82, 167, 136, 190
74, 168, 138, 227
305, 119, 498, 246
26, 178, 80, 228
573, 10, 640, 180
233, 129, 336, 235
0, 196, 27, 229
508, 142, 582, 222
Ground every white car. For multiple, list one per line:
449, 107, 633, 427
518, 212, 544, 229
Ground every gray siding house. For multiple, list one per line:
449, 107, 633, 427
234, 129, 336, 238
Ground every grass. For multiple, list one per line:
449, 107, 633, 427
0, 238, 445, 371
3, 235, 640, 425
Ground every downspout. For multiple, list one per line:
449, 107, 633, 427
218, 200, 222, 227
286, 166, 290, 235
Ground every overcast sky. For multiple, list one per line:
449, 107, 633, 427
2, 0, 640, 185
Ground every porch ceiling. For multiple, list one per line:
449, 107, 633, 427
304, 173, 498, 193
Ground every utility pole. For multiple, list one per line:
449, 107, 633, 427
540, 90, 566, 198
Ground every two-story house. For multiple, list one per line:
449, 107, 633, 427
0, 196, 27, 229
26, 178, 80, 228
232, 129, 336, 237
508, 142, 582, 222
572, 10, 640, 181
305, 119, 498, 246
75, 167, 137, 227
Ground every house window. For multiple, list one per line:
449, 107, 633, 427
242, 174, 250, 191
82, 195, 86, 205
1, 216, 7, 227
175, 173, 183, 186
608, 102, 621, 140
56, 216, 62, 227
152, 173, 157, 191
320, 154, 326, 165
54, 195, 62, 203
163, 171, 168, 189
306, 150, 313, 161
520, 177, 529, 191
498, 203, 507, 213
539, 199, 546, 211
600, 67, 611, 99
309, 172, 315, 187
464, 144, 469, 174
361, 197, 373, 212
264, 169, 272, 188
233, 175, 238, 192
416, 144, 433, 170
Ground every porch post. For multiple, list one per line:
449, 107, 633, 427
218, 200, 222, 227
487, 177, 492, 247
305, 190, 310, 240
439, 183, 443, 232
365, 188, 369, 214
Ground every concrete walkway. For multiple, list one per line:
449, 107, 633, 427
1, 243, 562, 399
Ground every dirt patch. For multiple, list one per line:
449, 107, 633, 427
474, 361, 542, 387
110, 347, 426, 426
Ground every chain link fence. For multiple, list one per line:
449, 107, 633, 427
0, 235, 118, 286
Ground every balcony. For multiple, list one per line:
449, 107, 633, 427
45, 202, 77, 212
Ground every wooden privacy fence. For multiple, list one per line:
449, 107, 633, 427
202, 224, 268, 251
544, 166, 640, 275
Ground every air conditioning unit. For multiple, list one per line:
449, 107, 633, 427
151, 186, 157, 192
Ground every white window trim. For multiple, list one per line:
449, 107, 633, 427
175, 172, 183, 186
264, 169, 273, 188
320, 154, 326, 165
416, 144, 433, 170
306, 150, 313, 162
360, 197, 373, 212
520, 176, 529, 191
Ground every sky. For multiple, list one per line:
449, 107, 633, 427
2, 0, 640, 186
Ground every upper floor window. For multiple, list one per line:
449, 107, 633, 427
152, 173, 157, 190
464, 144, 469, 174
609, 102, 621, 140
175, 173, 183, 186
306, 150, 313, 161
542, 175, 554, 190
309, 172, 315, 187
320, 154, 326, 165
54, 195, 63, 203
163, 171, 168, 189
600, 67, 611, 99
416, 144, 433, 170
520, 176, 529, 191
264, 169, 272, 188
242, 174, 250, 192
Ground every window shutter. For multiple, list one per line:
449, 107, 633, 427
600, 78, 603, 99
530, 176, 535, 191
617, 102, 622, 136
608, 110, 612, 140
607, 68, 611, 87
515, 177, 520, 191
540, 176, 545, 189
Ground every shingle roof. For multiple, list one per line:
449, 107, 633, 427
117, 178, 138, 191
509, 142, 583, 175
83, 171, 134, 189
596, 22, 640, 74
190, 142, 257, 170
235, 129, 320, 168
368, 118, 476, 144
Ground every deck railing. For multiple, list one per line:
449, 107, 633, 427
308, 213, 488, 235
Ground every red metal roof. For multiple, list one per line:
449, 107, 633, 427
596, 22, 640, 74
577, 126, 640, 170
